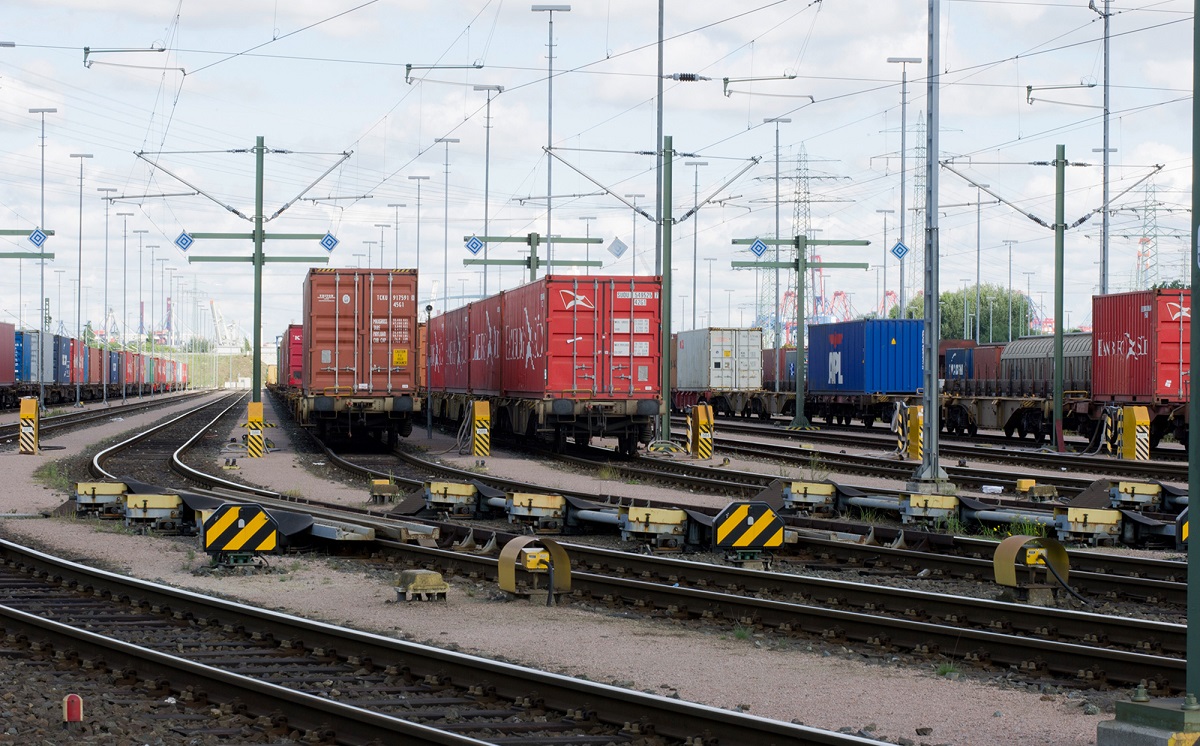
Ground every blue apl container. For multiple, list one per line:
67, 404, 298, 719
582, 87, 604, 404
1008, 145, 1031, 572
945, 347, 974, 380
108, 350, 122, 386
807, 319, 923, 394
15, 331, 27, 382
53, 335, 70, 385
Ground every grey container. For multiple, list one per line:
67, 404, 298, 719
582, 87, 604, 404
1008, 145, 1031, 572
674, 328, 763, 391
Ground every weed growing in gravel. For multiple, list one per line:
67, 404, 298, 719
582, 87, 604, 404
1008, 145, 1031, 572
936, 661, 960, 677
855, 507, 881, 525
597, 465, 621, 481
732, 626, 753, 641
32, 461, 74, 493
281, 488, 303, 498
938, 513, 970, 536
802, 454, 830, 482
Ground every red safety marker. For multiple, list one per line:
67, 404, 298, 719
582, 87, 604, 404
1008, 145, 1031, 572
62, 693, 83, 729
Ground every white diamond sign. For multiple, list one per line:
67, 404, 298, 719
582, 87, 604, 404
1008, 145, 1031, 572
465, 236, 484, 255
321, 233, 339, 252
749, 238, 769, 257
28, 229, 47, 248
175, 232, 194, 252
607, 237, 628, 258
890, 241, 909, 261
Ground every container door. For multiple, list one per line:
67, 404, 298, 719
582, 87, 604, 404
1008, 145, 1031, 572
1155, 291, 1190, 401
360, 270, 417, 394
306, 271, 360, 393
736, 329, 762, 389
708, 330, 735, 389
561, 276, 659, 398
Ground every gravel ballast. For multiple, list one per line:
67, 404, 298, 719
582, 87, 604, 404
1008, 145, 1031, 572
0, 392, 1114, 745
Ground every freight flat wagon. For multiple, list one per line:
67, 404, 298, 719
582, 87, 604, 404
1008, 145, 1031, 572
426, 275, 664, 455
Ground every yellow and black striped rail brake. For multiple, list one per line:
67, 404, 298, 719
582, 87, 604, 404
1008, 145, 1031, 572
472, 400, 491, 457
714, 501, 784, 549
203, 503, 279, 554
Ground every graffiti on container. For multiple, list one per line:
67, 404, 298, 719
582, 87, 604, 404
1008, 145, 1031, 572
471, 310, 501, 363
506, 307, 546, 369
447, 317, 469, 367
1096, 332, 1149, 360
559, 289, 595, 311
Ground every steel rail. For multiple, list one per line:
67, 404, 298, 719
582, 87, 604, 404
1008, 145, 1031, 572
0, 539, 870, 746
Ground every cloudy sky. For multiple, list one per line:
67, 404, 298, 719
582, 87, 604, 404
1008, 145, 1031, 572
0, 0, 1191, 349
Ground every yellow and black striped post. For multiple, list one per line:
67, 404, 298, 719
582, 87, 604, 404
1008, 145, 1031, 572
893, 401, 908, 454
714, 501, 785, 550
906, 405, 924, 461
246, 401, 265, 458
688, 404, 714, 460
1120, 405, 1150, 461
1103, 407, 1117, 455
18, 397, 38, 456
472, 400, 491, 457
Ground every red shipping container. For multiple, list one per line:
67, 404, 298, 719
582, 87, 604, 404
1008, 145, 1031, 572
417, 323, 427, 390
284, 324, 303, 386
301, 269, 418, 395
1093, 289, 1190, 404
468, 293, 503, 395
70, 339, 85, 384
500, 275, 661, 400
121, 351, 134, 387
0, 322, 14, 386
181, 362, 189, 387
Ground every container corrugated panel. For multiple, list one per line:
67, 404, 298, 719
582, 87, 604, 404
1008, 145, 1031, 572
442, 304, 471, 392
500, 275, 661, 399
761, 347, 798, 390
427, 313, 446, 390
468, 294, 503, 395
88, 346, 102, 384
973, 344, 1004, 380
108, 350, 122, 386
945, 348, 973, 380
807, 319, 923, 394
70, 339, 85, 384
124, 352, 136, 386
53, 335, 70, 385
1001, 333, 1092, 391
1093, 289, 1190, 404
181, 362, 188, 386
674, 328, 763, 391
302, 269, 419, 396
417, 323, 427, 389
0, 323, 13, 386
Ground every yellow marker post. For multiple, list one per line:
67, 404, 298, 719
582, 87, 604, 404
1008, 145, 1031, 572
246, 401, 265, 458
688, 404, 714, 460
472, 400, 491, 457
1119, 405, 1150, 461
905, 405, 924, 460
19, 397, 39, 455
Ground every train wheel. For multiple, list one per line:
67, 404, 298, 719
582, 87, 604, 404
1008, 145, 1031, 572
967, 424, 978, 437
576, 431, 591, 448
863, 416, 875, 429
1016, 424, 1027, 440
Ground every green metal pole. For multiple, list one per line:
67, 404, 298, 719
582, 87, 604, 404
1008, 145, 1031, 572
529, 233, 539, 282
792, 235, 810, 428
1053, 144, 1065, 452
252, 135, 264, 403
1187, 0, 1199, 700
660, 135, 673, 441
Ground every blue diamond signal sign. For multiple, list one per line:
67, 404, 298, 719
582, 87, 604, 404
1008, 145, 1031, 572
321, 232, 339, 253
28, 229, 46, 248
750, 238, 769, 257
465, 235, 484, 255
175, 231, 194, 252
890, 241, 910, 261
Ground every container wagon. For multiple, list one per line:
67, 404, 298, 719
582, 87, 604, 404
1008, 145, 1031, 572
426, 275, 664, 455
805, 318, 924, 426
295, 268, 421, 442
670, 328, 780, 419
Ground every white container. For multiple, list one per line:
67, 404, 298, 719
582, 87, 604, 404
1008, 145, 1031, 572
674, 328, 763, 391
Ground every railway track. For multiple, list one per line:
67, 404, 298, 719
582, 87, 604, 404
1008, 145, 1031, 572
74, 392, 867, 745
0, 390, 208, 446
75, 394, 1190, 698
694, 417, 1188, 484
